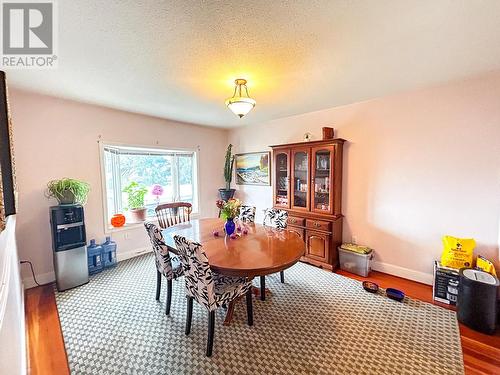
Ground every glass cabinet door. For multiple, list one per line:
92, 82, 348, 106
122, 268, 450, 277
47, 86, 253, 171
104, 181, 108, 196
274, 151, 289, 208
291, 148, 310, 210
311, 146, 334, 214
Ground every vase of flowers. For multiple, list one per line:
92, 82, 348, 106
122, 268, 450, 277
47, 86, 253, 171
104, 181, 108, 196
151, 184, 164, 206
216, 198, 241, 236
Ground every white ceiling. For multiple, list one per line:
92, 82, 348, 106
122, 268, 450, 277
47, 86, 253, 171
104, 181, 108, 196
6, 1, 500, 128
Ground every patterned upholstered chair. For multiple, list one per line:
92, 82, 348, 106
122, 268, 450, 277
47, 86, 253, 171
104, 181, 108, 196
173, 235, 253, 357
144, 222, 184, 315
259, 208, 289, 300
263, 208, 288, 229
239, 205, 256, 223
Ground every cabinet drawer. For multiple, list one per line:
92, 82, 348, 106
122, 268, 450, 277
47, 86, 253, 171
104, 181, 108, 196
306, 219, 331, 232
287, 216, 305, 226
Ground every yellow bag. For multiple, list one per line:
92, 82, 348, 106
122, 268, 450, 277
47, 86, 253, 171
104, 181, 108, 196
476, 255, 497, 276
440, 235, 475, 269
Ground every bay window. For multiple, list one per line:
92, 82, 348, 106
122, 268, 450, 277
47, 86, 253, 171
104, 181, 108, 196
100, 143, 198, 227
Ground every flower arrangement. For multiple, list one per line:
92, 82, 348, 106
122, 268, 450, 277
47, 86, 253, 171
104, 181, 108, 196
151, 184, 164, 197
152, 184, 164, 205
213, 222, 249, 239
216, 198, 241, 220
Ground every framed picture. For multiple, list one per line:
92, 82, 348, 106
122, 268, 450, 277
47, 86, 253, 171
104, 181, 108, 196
235, 152, 271, 186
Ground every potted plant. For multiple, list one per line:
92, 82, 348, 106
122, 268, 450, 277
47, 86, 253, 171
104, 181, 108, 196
46, 178, 90, 205
218, 144, 235, 200
123, 181, 148, 222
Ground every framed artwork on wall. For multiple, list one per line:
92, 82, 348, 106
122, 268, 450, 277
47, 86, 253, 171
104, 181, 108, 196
235, 152, 271, 186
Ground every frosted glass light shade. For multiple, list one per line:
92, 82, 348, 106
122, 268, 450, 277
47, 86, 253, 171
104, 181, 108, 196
225, 97, 256, 118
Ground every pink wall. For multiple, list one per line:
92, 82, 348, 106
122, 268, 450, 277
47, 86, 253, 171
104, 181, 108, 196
9, 90, 227, 286
229, 72, 500, 283
9, 71, 500, 286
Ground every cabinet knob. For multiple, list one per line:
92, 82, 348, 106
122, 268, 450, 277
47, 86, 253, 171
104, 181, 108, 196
314, 222, 321, 227
290, 218, 296, 223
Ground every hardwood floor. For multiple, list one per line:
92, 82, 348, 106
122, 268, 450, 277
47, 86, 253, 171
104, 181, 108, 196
25, 269, 499, 375
25, 284, 70, 375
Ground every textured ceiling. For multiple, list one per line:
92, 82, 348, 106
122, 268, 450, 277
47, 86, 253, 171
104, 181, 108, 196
6, 0, 500, 127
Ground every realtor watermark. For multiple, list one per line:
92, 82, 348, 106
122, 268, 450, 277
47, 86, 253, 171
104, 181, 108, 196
1, 0, 57, 68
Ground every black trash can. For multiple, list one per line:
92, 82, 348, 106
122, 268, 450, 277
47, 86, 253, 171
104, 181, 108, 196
457, 268, 499, 334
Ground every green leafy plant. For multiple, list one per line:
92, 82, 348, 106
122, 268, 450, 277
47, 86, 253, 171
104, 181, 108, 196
223, 144, 234, 190
123, 181, 148, 210
46, 178, 90, 205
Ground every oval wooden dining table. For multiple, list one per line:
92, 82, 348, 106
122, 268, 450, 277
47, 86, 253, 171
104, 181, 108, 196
162, 218, 305, 324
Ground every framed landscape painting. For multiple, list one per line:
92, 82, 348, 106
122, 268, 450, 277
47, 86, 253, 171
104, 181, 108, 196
235, 152, 270, 186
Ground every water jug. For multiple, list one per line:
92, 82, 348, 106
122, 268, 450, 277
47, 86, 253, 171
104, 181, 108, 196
102, 236, 117, 268
87, 239, 104, 275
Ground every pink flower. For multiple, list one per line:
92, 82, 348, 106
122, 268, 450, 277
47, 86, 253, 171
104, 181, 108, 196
151, 184, 164, 196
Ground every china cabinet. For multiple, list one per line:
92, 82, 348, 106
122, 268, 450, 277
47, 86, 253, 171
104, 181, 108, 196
271, 138, 345, 270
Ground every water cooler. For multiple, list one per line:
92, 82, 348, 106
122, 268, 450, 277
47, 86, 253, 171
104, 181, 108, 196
50, 205, 89, 291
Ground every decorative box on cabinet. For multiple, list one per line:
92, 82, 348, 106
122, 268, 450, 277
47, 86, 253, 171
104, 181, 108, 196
271, 139, 345, 270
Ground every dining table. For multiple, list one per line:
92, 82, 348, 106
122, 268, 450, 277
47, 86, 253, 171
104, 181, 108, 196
162, 217, 305, 324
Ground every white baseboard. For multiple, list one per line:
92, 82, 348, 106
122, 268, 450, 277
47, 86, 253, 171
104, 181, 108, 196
371, 261, 433, 285
116, 247, 152, 262
22, 247, 153, 289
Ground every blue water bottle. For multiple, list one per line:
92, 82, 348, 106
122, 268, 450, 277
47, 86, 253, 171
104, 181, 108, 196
87, 239, 104, 274
102, 236, 117, 268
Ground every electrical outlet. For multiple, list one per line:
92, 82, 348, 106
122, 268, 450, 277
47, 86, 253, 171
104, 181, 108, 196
351, 235, 358, 244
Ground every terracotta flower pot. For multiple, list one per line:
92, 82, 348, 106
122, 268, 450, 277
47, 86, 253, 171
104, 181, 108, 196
130, 207, 147, 222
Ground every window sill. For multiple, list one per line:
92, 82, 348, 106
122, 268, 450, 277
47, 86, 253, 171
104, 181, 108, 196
104, 213, 200, 234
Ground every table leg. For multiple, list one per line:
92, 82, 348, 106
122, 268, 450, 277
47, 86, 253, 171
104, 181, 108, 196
251, 286, 272, 299
223, 278, 269, 326
223, 300, 236, 326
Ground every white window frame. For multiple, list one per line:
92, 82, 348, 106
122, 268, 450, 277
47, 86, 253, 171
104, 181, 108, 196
98, 141, 200, 232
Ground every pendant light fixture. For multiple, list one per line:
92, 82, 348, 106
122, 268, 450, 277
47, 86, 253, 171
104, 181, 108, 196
225, 78, 256, 118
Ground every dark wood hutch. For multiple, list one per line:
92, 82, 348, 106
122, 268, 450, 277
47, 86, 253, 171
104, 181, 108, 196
270, 138, 345, 270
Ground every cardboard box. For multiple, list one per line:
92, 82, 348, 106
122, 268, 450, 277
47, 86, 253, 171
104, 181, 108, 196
433, 261, 460, 305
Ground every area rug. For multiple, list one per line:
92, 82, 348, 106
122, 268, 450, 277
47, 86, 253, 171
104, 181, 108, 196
55, 254, 464, 375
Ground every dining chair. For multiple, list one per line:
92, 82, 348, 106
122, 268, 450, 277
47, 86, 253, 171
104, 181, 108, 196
263, 208, 288, 229
259, 208, 289, 300
239, 205, 256, 223
173, 235, 253, 357
155, 202, 192, 229
144, 222, 184, 315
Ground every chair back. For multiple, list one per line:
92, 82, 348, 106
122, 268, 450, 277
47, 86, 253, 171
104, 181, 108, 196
155, 202, 192, 229
173, 235, 217, 311
239, 205, 256, 223
144, 221, 175, 279
263, 208, 288, 229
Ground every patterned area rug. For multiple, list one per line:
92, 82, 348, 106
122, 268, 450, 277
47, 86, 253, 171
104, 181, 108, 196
55, 254, 464, 375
